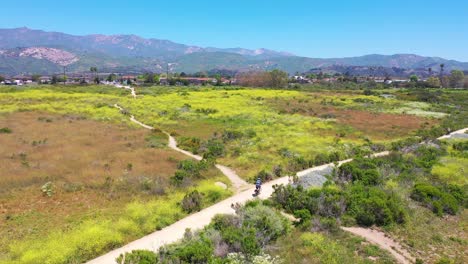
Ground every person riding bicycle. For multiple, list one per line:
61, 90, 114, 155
255, 177, 262, 191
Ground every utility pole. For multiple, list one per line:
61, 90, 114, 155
166, 63, 169, 79
63, 66, 66, 84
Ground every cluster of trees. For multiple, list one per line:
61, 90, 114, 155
236, 69, 288, 88
412, 69, 465, 88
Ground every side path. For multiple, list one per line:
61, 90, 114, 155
114, 104, 248, 191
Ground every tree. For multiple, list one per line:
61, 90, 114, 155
214, 74, 222, 86
31, 74, 41, 82
106, 73, 117, 82
428, 67, 432, 76
409, 74, 418, 83
51, 75, 58, 84
449, 70, 464, 87
426, 77, 441, 88
269, 69, 288, 88
0, 75, 5, 82
90, 67, 99, 83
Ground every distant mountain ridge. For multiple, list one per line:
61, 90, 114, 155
0, 27, 467, 76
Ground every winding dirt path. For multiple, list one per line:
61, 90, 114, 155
342, 227, 414, 264
115, 84, 136, 98
87, 149, 392, 264
99, 84, 467, 264
114, 104, 248, 191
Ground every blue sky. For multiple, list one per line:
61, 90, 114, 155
2, 0, 468, 60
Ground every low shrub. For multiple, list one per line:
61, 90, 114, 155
116, 250, 158, 264
181, 190, 203, 213
337, 158, 380, 185
346, 185, 407, 226
202, 139, 225, 159
411, 183, 461, 216
0, 127, 12, 133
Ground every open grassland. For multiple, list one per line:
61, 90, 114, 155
119, 87, 443, 178
387, 138, 468, 263
0, 85, 467, 263
0, 111, 231, 263
1, 85, 456, 181
390, 206, 467, 263
267, 230, 396, 263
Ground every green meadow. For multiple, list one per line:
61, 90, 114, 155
0, 85, 466, 263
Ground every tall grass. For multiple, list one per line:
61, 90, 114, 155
6, 180, 231, 264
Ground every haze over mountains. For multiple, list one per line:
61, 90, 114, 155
1, 27, 467, 76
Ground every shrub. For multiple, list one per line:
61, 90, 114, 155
222, 130, 244, 142
41, 182, 55, 197
255, 170, 273, 183
195, 108, 218, 114
169, 234, 214, 263
181, 190, 203, 213
293, 209, 312, 227
202, 139, 225, 159
346, 185, 407, 226
411, 183, 460, 216
171, 159, 210, 186
414, 145, 444, 170
0, 127, 12, 133
116, 250, 158, 264
178, 137, 201, 154
452, 141, 468, 152
338, 158, 380, 185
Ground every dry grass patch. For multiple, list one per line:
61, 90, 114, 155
270, 99, 436, 140
0, 111, 189, 251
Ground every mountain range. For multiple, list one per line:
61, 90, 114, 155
1, 27, 467, 76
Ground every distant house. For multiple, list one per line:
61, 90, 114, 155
160, 77, 217, 85
39, 76, 51, 83
292, 76, 311, 84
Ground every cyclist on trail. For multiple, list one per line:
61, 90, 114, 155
255, 177, 262, 192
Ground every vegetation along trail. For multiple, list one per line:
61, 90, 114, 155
112, 86, 249, 191
100, 85, 467, 264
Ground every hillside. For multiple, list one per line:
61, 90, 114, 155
1, 27, 468, 75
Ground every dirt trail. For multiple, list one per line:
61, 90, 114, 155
115, 84, 136, 98
341, 227, 414, 264
100, 84, 467, 264
86, 148, 390, 264
114, 103, 248, 191
437, 127, 468, 139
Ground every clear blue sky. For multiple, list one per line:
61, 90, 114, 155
2, 0, 468, 61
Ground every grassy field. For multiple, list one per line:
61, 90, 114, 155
118, 87, 446, 178
267, 230, 396, 264
0, 110, 231, 263
0, 84, 466, 263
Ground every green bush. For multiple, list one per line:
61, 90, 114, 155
0, 127, 12, 133
222, 130, 244, 142
116, 250, 158, 264
411, 183, 461, 216
168, 234, 214, 263
452, 141, 468, 152
171, 159, 210, 186
181, 190, 203, 213
178, 137, 201, 154
346, 185, 407, 226
202, 139, 225, 159
338, 159, 380, 185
